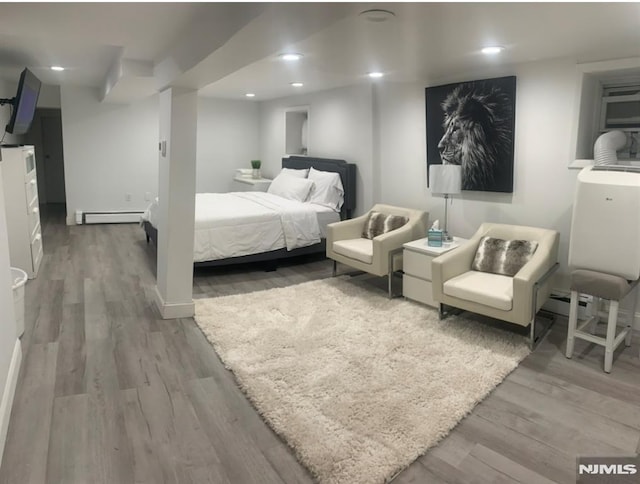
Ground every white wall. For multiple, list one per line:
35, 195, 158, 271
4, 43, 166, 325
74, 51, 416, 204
376, 58, 582, 289
196, 97, 260, 193
60, 86, 159, 222
259, 84, 375, 214
60, 89, 261, 220
256, 66, 579, 288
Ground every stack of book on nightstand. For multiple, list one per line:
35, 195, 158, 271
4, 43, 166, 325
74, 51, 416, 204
235, 168, 253, 178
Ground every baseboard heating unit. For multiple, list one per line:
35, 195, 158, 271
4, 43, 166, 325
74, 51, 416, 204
544, 292, 589, 318
76, 211, 144, 225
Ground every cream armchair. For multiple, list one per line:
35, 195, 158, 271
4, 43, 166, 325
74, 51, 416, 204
432, 223, 559, 349
327, 204, 429, 297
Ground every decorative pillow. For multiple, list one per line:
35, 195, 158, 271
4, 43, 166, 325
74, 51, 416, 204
267, 173, 315, 202
280, 167, 309, 178
471, 236, 539, 277
307, 168, 344, 211
361, 211, 409, 239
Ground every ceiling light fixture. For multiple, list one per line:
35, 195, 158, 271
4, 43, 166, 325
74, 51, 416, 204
290, 82, 304, 87
359, 9, 396, 23
50, 66, 65, 71
368, 72, 384, 79
481, 46, 504, 55
280, 53, 303, 61
245, 93, 256, 98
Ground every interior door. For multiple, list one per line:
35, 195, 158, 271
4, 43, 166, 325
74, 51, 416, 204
41, 114, 66, 204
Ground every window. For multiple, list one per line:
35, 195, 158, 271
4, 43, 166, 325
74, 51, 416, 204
599, 82, 640, 161
571, 58, 640, 167
600, 83, 640, 131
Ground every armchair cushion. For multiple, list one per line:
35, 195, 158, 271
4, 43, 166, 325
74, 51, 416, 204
361, 211, 409, 240
444, 271, 514, 311
333, 238, 373, 264
471, 236, 539, 277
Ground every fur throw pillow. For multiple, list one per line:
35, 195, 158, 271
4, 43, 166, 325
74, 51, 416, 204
361, 211, 409, 240
471, 236, 538, 276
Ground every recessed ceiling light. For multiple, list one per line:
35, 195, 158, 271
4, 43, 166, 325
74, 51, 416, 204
481, 46, 504, 55
50, 66, 65, 71
290, 82, 304, 87
368, 72, 384, 79
359, 9, 396, 22
245, 93, 256, 98
280, 53, 303, 61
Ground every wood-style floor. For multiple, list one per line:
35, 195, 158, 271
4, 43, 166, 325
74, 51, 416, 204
1, 204, 638, 484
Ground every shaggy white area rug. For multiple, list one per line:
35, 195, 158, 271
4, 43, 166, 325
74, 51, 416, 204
194, 277, 529, 484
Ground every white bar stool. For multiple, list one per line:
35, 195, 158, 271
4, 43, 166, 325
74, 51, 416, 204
566, 269, 638, 373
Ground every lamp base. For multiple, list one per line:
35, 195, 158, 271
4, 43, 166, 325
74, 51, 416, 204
442, 231, 454, 243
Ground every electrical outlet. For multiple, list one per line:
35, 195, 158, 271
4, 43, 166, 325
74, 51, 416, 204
144, 192, 151, 201
125, 193, 132, 202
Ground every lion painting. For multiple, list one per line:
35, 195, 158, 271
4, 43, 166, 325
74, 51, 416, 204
427, 76, 516, 192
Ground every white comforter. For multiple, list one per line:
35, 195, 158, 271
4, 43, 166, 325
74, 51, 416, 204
143, 192, 321, 262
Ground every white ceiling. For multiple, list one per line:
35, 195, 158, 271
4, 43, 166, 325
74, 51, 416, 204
0, 2, 639, 103
0, 3, 216, 85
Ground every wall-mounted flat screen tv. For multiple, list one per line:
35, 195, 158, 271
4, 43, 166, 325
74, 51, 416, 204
6, 68, 41, 135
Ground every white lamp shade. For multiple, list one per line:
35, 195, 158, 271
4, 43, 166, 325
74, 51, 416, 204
429, 164, 462, 194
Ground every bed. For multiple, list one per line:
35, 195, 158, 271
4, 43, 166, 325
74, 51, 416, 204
142, 156, 356, 268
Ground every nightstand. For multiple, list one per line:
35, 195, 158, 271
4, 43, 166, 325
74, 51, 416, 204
232, 176, 272, 192
402, 236, 468, 307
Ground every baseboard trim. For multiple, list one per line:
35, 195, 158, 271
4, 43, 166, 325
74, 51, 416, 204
0, 340, 21, 463
153, 286, 194, 319
82, 211, 144, 224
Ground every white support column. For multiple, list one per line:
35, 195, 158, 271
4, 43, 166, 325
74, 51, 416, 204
154, 87, 197, 319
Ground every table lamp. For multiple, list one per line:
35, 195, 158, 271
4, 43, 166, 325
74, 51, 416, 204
429, 164, 462, 242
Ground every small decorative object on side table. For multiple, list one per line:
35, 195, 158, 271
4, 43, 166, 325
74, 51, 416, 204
402, 236, 468, 307
251, 159, 261, 179
427, 220, 444, 247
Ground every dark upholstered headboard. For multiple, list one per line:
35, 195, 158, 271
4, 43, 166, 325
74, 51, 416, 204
282, 156, 357, 219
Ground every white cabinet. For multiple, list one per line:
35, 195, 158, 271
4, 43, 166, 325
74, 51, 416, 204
232, 176, 272, 192
402, 237, 467, 307
0, 146, 43, 278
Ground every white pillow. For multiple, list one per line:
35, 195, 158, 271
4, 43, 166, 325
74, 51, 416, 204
268, 173, 315, 202
307, 168, 344, 211
280, 167, 309, 178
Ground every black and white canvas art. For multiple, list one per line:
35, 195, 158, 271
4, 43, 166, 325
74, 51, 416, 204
426, 76, 516, 193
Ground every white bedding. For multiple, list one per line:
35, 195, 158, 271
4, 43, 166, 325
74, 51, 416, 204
142, 192, 336, 262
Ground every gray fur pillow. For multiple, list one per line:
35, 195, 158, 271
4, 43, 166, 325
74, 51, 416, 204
471, 236, 539, 277
361, 211, 409, 240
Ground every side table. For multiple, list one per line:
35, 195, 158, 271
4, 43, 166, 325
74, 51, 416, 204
402, 236, 468, 307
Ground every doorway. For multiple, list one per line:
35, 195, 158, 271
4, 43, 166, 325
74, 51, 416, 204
24, 108, 66, 208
